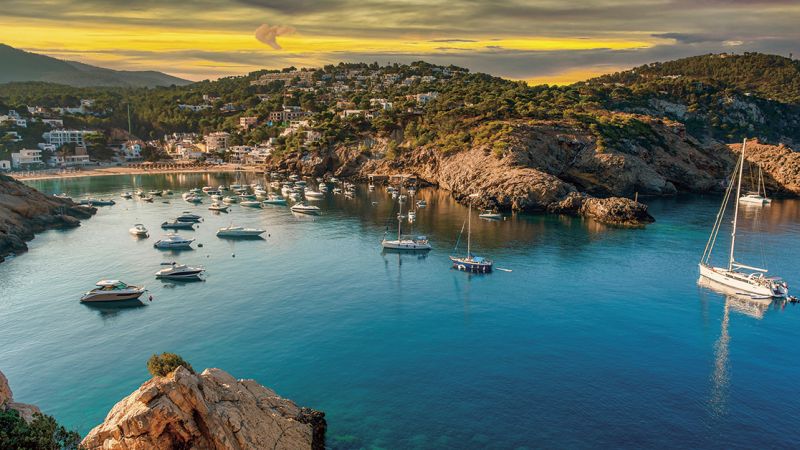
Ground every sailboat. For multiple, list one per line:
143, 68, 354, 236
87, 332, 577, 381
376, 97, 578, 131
739, 163, 771, 205
450, 194, 493, 273
699, 139, 788, 298
381, 186, 431, 251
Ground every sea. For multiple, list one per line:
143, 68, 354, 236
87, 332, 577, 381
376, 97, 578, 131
1, 172, 799, 449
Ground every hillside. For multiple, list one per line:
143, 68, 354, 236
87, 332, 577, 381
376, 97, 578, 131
0, 44, 190, 87
582, 53, 800, 145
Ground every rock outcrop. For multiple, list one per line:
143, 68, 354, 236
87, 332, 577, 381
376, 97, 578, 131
727, 140, 800, 196
0, 174, 95, 263
0, 370, 42, 423
81, 367, 326, 450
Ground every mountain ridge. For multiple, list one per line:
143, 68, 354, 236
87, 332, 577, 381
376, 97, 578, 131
0, 44, 190, 87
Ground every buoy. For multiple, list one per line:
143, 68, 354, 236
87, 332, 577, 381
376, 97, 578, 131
232, 253, 235, 258
148, 295, 153, 302
198, 243, 203, 247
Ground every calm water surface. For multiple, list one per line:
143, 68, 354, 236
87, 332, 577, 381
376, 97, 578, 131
2, 172, 800, 449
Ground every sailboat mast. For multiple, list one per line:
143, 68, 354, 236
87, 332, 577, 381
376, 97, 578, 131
466, 197, 472, 257
729, 138, 746, 270
397, 185, 402, 240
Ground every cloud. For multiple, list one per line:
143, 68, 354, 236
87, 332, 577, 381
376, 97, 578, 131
429, 39, 477, 43
254, 23, 295, 50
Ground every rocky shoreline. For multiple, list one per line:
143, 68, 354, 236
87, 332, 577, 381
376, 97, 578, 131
266, 117, 799, 226
0, 174, 96, 263
1, 367, 326, 450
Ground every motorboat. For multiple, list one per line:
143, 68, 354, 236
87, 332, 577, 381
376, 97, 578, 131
148, 190, 163, 196
291, 203, 321, 215
450, 194, 492, 273
416, 200, 427, 208
263, 195, 287, 205
229, 183, 243, 190
305, 190, 325, 199
163, 190, 173, 195
210, 194, 222, 201
141, 195, 154, 202
80, 198, 116, 206
176, 211, 202, 222
208, 202, 229, 212
240, 200, 262, 208
182, 192, 202, 203
216, 225, 266, 238
153, 234, 195, 249
80, 280, 145, 303
190, 188, 202, 194
332, 187, 343, 194
222, 196, 238, 204
201, 186, 214, 193
129, 223, 149, 237
206, 190, 221, 196
239, 193, 257, 201
479, 210, 503, 220
155, 262, 205, 280
121, 192, 133, 199
318, 183, 327, 190
54, 193, 71, 200
700, 139, 788, 298
161, 220, 194, 230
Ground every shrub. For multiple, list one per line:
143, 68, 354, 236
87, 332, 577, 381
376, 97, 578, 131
0, 409, 81, 450
147, 353, 194, 377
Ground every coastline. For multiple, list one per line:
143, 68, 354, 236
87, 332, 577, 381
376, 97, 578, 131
9, 164, 260, 181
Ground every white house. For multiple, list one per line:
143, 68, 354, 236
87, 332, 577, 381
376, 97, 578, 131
11, 149, 42, 168
0, 160, 10, 171
204, 132, 230, 151
43, 129, 95, 147
120, 141, 143, 160
41, 119, 64, 128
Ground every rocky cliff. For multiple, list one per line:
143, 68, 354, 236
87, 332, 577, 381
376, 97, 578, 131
0, 370, 42, 423
81, 366, 326, 450
0, 174, 95, 262
727, 140, 800, 196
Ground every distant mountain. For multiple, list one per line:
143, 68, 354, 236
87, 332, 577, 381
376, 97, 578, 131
0, 44, 191, 87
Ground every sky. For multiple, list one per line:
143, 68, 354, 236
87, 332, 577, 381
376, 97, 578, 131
2, 0, 799, 84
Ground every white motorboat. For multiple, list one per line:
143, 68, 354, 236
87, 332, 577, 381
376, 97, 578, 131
148, 190, 162, 196
291, 203, 321, 215
190, 188, 202, 194
216, 225, 266, 238
222, 196, 238, 204
80, 280, 145, 303
182, 192, 202, 203
382, 187, 431, 251
240, 200, 262, 208
140, 195, 154, 203
700, 139, 788, 298
121, 192, 133, 199
201, 186, 214, 193
479, 210, 503, 220
210, 194, 222, 201
176, 211, 202, 222
305, 190, 325, 199
155, 262, 205, 280
153, 234, 195, 249
416, 200, 427, 208
161, 219, 194, 230
263, 195, 287, 205
209, 202, 229, 212
129, 223, 149, 237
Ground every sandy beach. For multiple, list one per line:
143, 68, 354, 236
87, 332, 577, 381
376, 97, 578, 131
10, 163, 260, 181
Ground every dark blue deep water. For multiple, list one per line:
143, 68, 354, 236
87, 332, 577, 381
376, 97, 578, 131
2, 172, 800, 449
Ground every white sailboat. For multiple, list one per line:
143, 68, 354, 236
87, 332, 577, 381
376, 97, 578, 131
699, 139, 788, 298
450, 194, 493, 273
739, 163, 771, 206
381, 186, 431, 251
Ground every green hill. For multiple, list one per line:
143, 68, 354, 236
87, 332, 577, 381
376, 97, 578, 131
0, 44, 190, 88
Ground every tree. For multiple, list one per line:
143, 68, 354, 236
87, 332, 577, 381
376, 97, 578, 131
0, 409, 81, 450
147, 353, 194, 377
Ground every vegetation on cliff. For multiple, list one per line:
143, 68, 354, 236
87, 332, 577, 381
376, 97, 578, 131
0, 409, 81, 450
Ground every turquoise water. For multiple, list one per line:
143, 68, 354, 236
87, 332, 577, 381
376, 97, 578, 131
2, 172, 800, 449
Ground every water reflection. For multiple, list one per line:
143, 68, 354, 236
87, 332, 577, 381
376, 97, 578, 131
81, 299, 147, 319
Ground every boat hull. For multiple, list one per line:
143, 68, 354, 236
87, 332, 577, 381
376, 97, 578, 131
381, 239, 431, 251
450, 256, 493, 273
80, 290, 145, 302
699, 264, 787, 298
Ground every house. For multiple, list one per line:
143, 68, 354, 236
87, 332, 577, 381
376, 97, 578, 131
250, 70, 315, 86
178, 104, 212, 112
43, 129, 95, 147
5, 131, 22, 142
41, 119, 64, 128
339, 109, 367, 118
370, 98, 393, 110
239, 116, 258, 130
204, 132, 230, 152
227, 145, 254, 163
268, 108, 311, 123
0, 160, 10, 171
120, 140, 143, 160
406, 92, 439, 104
11, 149, 42, 168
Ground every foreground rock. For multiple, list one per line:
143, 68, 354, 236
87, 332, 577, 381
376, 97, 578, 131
0, 370, 42, 423
82, 367, 326, 450
0, 174, 95, 262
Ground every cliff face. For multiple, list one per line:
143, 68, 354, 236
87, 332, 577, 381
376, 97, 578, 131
82, 367, 326, 450
727, 140, 800, 195
0, 370, 42, 423
0, 174, 95, 262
